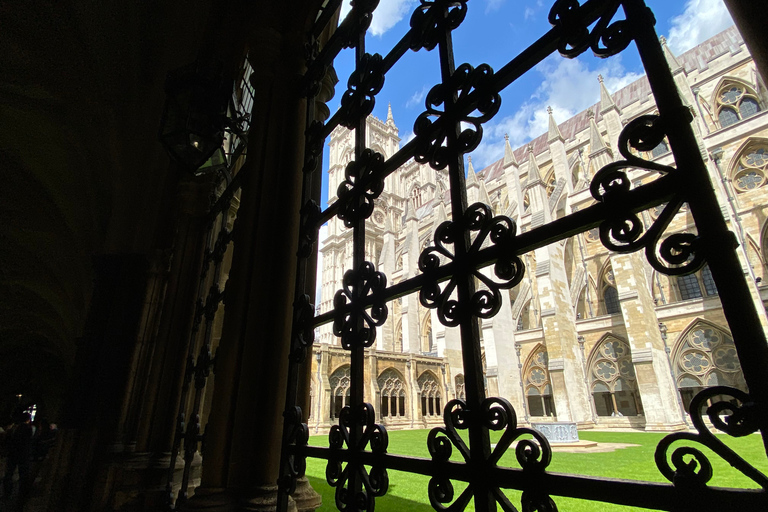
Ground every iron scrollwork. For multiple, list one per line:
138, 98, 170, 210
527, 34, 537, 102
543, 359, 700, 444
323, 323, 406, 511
333, 261, 388, 349
337, 148, 386, 228
655, 386, 768, 489
327, 403, 389, 511
409, 0, 468, 51
589, 114, 709, 275
548, 0, 633, 59
279, 405, 310, 496
427, 397, 555, 511
413, 63, 500, 169
419, 203, 525, 327
339, 53, 385, 129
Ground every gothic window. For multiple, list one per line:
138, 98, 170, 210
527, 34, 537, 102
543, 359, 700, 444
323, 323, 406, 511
676, 265, 718, 301
600, 265, 620, 315
410, 186, 423, 208
524, 345, 556, 417
418, 371, 442, 417
329, 365, 351, 419
731, 143, 768, 193
672, 322, 747, 413
588, 336, 641, 417
523, 192, 530, 213
378, 368, 407, 418
421, 314, 435, 355
585, 227, 599, 243
545, 171, 557, 197
715, 82, 762, 128
394, 319, 403, 352
455, 374, 466, 400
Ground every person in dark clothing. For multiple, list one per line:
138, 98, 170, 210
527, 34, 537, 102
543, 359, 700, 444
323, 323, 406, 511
2, 412, 33, 502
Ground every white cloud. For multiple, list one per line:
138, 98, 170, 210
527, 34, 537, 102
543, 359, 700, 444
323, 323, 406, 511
470, 55, 642, 169
667, 0, 733, 54
486, 0, 506, 14
406, 85, 429, 109
524, 7, 535, 20
339, 0, 416, 36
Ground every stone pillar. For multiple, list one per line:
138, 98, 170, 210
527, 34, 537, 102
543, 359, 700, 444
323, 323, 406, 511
181, 11, 317, 511
610, 253, 686, 431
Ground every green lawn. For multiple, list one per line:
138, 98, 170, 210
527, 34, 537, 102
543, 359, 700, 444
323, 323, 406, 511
304, 429, 768, 511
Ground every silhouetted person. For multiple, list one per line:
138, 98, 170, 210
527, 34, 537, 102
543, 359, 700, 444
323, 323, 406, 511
2, 412, 33, 503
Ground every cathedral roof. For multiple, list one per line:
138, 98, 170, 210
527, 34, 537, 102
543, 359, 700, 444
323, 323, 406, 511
474, 25, 744, 181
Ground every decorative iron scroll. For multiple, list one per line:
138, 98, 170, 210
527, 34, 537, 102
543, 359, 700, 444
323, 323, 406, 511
549, 0, 632, 58
327, 403, 389, 511
279, 405, 310, 495
419, 203, 525, 326
589, 112, 708, 275
409, 0, 468, 51
655, 386, 768, 489
427, 398, 555, 511
337, 149, 386, 228
413, 63, 500, 169
333, 261, 388, 349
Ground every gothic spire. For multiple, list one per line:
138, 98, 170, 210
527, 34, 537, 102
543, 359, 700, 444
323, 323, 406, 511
526, 145, 543, 187
587, 109, 608, 154
503, 133, 518, 168
386, 102, 395, 126
660, 35, 683, 74
547, 106, 564, 143
466, 156, 479, 188
598, 74, 620, 115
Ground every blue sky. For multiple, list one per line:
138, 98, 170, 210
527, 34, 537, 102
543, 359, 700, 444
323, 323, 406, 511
320, 0, 735, 199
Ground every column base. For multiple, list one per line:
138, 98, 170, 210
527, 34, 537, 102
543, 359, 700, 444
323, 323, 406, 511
180, 485, 298, 512
292, 476, 322, 512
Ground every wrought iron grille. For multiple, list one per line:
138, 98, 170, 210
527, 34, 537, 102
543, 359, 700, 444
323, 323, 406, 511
279, 0, 768, 510
164, 55, 253, 508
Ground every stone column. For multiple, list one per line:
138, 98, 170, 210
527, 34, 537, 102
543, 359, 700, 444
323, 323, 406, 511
610, 253, 686, 431
181, 11, 318, 511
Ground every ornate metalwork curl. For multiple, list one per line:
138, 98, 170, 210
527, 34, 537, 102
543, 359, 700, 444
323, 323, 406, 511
339, 53, 385, 128
548, 0, 632, 58
588, 114, 709, 275
338, 0, 381, 49
409, 0, 468, 51
290, 294, 315, 363
655, 386, 768, 489
333, 261, 388, 349
413, 64, 500, 169
426, 397, 555, 511
337, 148, 386, 228
298, 200, 322, 259
419, 203, 524, 327
279, 406, 310, 495
327, 403, 389, 511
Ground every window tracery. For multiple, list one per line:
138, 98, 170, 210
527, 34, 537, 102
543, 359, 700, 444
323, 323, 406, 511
600, 265, 620, 315
676, 265, 718, 300
588, 336, 641, 417
545, 171, 557, 197
418, 371, 442, 417
672, 322, 747, 412
329, 365, 351, 419
378, 368, 406, 418
715, 81, 762, 128
732, 144, 768, 193
524, 346, 555, 417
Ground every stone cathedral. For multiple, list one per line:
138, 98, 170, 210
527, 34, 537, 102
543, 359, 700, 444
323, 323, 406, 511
310, 26, 768, 433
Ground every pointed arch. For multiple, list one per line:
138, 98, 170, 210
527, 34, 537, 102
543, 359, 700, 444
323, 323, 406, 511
710, 76, 762, 129
329, 365, 351, 419
418, 370, 442, 417
587, 334, 641, 417
744, 233, 764, 281
671, 319, 747, 412
378, 368, 407, 418
522, 344, 556, 417
727, 138, 768, 193
598, 260, 620, 315
421, 312, 434, 354
454, 374, 466, 400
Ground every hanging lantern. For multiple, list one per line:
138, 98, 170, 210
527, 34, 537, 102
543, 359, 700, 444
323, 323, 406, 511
159, 61, 232, 175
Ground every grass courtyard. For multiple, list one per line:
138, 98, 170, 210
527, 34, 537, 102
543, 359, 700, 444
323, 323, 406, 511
303, 429, 768, 511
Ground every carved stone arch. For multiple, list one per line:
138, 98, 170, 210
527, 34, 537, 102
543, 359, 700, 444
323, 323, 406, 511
726, 137, 768, 194
328, 364, 351, 419
744, 232, 764, 280
671, 319, 747, 413
370, 143, 387, 159
586, 334, 641, 417
420, 311, 434, 354
711, 77, 763, 129
597, 259, 619, 315
378, 367, 408, 418
417, 370, 442, 417
522, 344, 556, 417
